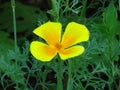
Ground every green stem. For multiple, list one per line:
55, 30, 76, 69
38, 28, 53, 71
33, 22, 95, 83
42, 76, 46, 90
80, 0, 87, 19
50, 0, 60, 21
67, 59, 72, 90
118, 0, 120, 12
57, 58, 63, 90
42, 69, 48, 90
11, 0, 17, 52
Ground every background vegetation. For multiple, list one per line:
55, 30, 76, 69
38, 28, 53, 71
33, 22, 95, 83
0, 0, 120, 90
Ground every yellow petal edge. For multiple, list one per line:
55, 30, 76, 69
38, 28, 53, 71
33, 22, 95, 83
30, 41, 57, 62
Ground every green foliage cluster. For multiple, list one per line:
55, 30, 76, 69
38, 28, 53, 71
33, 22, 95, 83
0, 0, 120, 90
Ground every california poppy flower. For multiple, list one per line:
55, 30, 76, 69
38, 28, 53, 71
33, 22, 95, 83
30, 22, 89, 62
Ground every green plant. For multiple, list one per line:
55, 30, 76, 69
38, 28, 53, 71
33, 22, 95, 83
0, 0, 120, 90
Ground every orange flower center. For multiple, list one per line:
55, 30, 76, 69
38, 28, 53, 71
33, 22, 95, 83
55, 43, 62, 50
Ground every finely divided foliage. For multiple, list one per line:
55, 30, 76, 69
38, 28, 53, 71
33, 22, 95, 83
0, 0, 120, 90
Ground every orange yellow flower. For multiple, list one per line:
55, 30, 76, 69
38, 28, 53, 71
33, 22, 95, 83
30, 21, 89, 62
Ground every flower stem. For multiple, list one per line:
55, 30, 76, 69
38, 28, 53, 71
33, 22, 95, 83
57, 58, 63, 90
67, 59, 72, 90
80, 0, 87, 19
118, 0, 120, 12
50, 0, 60, 21
11, 0, 17, 52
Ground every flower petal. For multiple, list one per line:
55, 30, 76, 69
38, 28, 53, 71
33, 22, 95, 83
61, 22, 89, 48
30, 41, 57, 62
33, 22, 62, 46
58, 46, 84, 60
